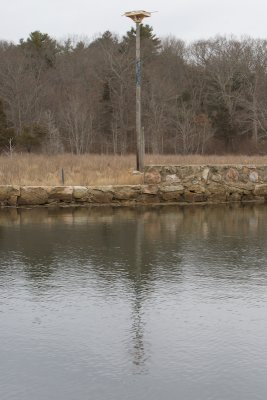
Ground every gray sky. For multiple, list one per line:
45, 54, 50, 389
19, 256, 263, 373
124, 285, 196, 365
1, 0, 267, 43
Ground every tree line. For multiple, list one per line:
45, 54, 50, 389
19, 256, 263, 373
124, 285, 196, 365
1, 28, 267, 155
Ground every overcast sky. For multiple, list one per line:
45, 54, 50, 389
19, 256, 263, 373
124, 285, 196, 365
1, 0, 267, 43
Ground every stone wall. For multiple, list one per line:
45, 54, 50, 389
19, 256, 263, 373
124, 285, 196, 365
0, 185, 160, 207
1, 165, 267, 207
144, 165, 267, 203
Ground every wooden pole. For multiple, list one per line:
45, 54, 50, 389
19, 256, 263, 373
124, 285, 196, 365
141, 126, 145, 169
136, 22, 143, 171
61, 168, 65, 185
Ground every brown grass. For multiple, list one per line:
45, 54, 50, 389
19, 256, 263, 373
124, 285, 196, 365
0, 153, 267, 186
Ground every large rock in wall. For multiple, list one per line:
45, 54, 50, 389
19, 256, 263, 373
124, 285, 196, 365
0, 186, 20, 206
1, 165, 267, 207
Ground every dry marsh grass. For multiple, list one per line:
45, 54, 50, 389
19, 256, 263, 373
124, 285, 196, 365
0, 154, 267, 186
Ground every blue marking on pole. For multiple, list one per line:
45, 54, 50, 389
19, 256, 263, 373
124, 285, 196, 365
136, 60, 141, 86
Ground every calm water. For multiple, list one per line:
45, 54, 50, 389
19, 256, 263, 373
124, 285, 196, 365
1, 205, 267, 400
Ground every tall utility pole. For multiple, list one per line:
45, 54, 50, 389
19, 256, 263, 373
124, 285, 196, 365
124, 10, 151, 171
136, 21, 142, 171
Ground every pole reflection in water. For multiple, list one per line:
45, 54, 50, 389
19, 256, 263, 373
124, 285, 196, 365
131, 216, 146, 371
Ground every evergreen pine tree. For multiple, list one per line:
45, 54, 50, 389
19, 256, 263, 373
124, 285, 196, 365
122, 24, 161, 55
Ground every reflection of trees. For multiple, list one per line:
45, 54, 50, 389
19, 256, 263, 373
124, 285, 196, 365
0, 206, 185, 370
1, 204, 267, 276
1, 204, 267, 365
1, 204, 267, 284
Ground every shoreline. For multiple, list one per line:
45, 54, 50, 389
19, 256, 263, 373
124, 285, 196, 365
0, 164, 267, 207
1, 164, 267, 207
